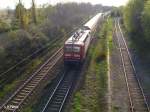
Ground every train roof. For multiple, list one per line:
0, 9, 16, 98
84, 13, 102, 30
65, 29, 90, 45
65, 13, 102, 46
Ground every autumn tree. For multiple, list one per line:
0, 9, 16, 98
32, 0, 37, 24
15, 0, 29, 29
15, 0, 24, 28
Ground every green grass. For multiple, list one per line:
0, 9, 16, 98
71, 18, 113, 112
112, 106, 120, 112
0, 81, 18, 98
107, 19, 113, 51
23, 107, 33, 112
72, 92, 83, 112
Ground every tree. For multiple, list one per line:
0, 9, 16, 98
0, 19, 11, 33
123, 0, 150, 58
22, 13, 29, 29
32, 0, 37, 24
15, 0, 30, 29
142, 0, 150, 42
15, 0, 25, 29
123, 0, 144, 33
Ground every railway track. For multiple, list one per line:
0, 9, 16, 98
41, 69, 75, 112
0, 37, 63, 89
0, 48, 63, 112
115, 18, 150, 112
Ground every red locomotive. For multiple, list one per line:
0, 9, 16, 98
63, 13, 102, 64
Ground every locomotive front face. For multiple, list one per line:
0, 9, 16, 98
64, 44, 83, 63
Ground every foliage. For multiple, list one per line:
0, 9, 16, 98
15, 2, 26, 29
23, 106, 33, 112
39, 3, 108, 40
31, 0, 37, 24
123, 0, 144, 33
111, 7, 123, 17
22, 13, 30, 29
72, 93, 82, 112
0, 29, 48, 91
11, 19, 20, 30
47, 3, 96, 28
5, 30, 46, 65
15, 3, 25, 19
142, 0, 150, 43
0, 19, 11, 33
0, 80, 17, 99
123, 0, 150, 58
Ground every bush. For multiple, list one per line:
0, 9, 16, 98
11, 19, 19, 30
0, 19, 11, 33
0, 29, 48, 89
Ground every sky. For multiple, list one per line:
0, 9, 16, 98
0, 0, 129, 9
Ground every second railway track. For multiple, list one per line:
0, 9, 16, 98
0, 48, 63, 112
115, 18, 150, 112
41, 69, 76, 112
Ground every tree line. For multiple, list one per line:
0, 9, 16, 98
123, 0, 150, 59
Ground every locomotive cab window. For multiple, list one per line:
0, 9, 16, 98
73, 46, 80, 53
65, 46, 72, 52
65, 46, 80, 53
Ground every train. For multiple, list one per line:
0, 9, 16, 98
63, 13, 103, 64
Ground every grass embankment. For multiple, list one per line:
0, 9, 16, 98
71, 18, 113, 112
0, 37, 64, 100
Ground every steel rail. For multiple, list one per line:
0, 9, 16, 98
115, 18, 150, 112
58, 85, 71, 112
41, 70, 74, 112
41, 72, 66, 112
117, 19, 150, 112
0, 47, 63, 112
115, 19, 134, 112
